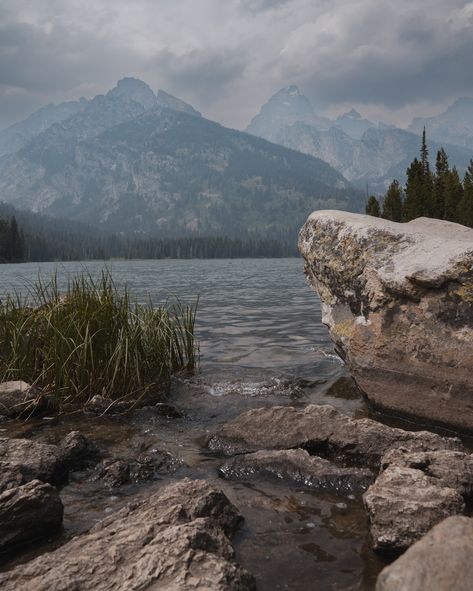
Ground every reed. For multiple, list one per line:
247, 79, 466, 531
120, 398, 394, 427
0, 271, 198, 411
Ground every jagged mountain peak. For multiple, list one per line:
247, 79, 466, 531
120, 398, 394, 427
107, 77, 157, 110
337, 108, 362, 120
156, 89, 201, 117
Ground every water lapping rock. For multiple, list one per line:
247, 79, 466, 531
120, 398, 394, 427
298, 210, 473, 432
207, 403, 462, 467
0, 478, 256, 591
219, 448, 373, 495
208, 403, 472, 552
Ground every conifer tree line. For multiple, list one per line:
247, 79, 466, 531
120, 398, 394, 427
366, 128, 473, 227
0, 203, 298, 263
0, 216, 25, 262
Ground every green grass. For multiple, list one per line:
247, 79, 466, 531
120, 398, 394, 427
0, 271, 198, 412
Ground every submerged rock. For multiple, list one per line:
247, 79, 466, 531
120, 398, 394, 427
299, 210, 473, 431
0, 480, 63, 553
0, 478, 256, 591
219, 448, 373, 494
363, 465, 465, 552
207, 404, 461, 468
376, 516, 473, 591
93, 451, 183, 488
0, 381, 46, 418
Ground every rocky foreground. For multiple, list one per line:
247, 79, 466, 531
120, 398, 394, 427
299, 211, 473, 431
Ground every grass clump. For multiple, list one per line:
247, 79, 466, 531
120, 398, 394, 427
0, 271, 198, 412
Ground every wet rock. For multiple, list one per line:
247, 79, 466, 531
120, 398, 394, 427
219, 449, 373, 494
94, 450, 183, 488
0, 480, 63, 553
133, 402, 185, 420
0, 478, 256, 591
363, 465, 465, 552
376, 516, 473, 591
299, 211, 473, 431
208, 404, 461, 468
208, 377, 304, 399
0, 381, 47, 418
0, 437, 65, 492
59, 431, 101, 471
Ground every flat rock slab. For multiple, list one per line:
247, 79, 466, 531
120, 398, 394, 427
299, 210, 473, 431
0, 478, 256, 591
363, 465, 465, 552
0, 480, 63, 553
376, 516, 473, 591
208, 404, 461, 468
219, 448, 374, 494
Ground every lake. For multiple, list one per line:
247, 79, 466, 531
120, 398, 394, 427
0, 258, 387, 590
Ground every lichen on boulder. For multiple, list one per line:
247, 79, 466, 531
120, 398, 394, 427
299, 210, 473, 431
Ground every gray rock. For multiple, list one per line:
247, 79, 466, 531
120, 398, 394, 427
59, 431, 101, 471
363, 465, 465, 552
381, 447, 473, 498
0, 480, 63, 553
0, 437, 65, 492
208, 404, 461, 468
299, 210, 473, 431
376, 516, 473, 591
219, 448, 373, 494
0, 381, 46, 418
0, 478, 256, 591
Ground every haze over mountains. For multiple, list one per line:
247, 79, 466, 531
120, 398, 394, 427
246, 87, 473, 193
0, 78, 363, 241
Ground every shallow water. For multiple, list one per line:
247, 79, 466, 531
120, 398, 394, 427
0, 258, 391, 589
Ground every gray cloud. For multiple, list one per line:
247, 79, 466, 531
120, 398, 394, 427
0, 0, 472, 130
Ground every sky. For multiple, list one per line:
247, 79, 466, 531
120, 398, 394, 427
1, 0, 473, 130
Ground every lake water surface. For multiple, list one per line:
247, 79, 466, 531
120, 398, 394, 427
0, 258, 389, 590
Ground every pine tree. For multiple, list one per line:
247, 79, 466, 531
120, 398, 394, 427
432, 148, 449, 219
403, 158, 424, 221
366, 195, 381, 217
458, 159, 473, 227
444, 167, 463, 222
382, 180, 403, 221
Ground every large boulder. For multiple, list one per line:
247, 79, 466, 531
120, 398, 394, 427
298, 211, 473, 431
0, 480, 63, 553
0, 478, 255, 591
376, 516, 473, 591
207, 404, 461, 468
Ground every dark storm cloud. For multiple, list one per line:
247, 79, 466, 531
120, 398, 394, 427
0, 0, 472, 129
149, 48, 249, 104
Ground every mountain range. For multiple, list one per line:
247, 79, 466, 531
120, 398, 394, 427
246, 87, 473, 193
0, 78, 363, 240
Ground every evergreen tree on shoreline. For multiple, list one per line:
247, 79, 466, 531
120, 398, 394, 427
382, 180, 403, 222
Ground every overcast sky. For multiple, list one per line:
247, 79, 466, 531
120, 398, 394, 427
1, 0, 473, 130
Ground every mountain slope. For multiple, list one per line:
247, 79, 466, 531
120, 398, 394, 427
0, 96, 364, 239
0, 99, 88, 158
